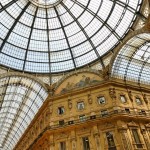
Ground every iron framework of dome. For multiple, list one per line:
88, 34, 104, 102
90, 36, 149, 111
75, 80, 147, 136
111, 33, 150, 85
0, 0, 143, 73
0, 74, 48, 150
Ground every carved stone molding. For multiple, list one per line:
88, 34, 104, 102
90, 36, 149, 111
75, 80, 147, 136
127, 121, 138, 127
88, 94, 93, 104
143, 94, 148, 104
117, 125, 128, 131
101, 65, 110, 80
101, 122, 115, 131
128, 90, 133, 102
109, 88, 116, 99
68, 96, 72, 109
49, 101, 53, 114
77, 127, 91, 136
145, 123, 150, 128
55, 132, 69, 140
143, 16, 150, 31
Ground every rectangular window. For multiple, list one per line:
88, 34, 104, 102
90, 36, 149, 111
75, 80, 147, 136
82, 137, 90, 150
59, 120, 64, 126
97, 96, 106, 104
90, 115, 96, 120
132, 129, 143, 148
77, 101, 85, 110
120, 95, 127, 103
101, 110, 108, 117
125, 108, 130, 114
58, 107, 65, 115
60, 141, 66, 150
141, 110, 146, 115
106, 132, 116, 150
114, 110, 118, 114
79, 115, 86, 122
135, 97, 142, 105
68, 120, 74, 125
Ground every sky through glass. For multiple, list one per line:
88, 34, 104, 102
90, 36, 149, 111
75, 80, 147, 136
112, 33, 150, 85
0, 74, 48, 150
0, 0, 142, 73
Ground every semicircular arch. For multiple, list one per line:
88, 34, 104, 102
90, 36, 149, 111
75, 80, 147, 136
110, 33, 150, 85
0, 73, 48, 150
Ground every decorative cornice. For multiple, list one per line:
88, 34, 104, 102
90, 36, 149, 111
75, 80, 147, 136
127, 121, 138, 127
145, 123, 150, 128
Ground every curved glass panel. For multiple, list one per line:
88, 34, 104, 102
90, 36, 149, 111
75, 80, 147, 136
29, 0, 62, 7
0, 0, 142, 73
0, 75, 48, 150
111, 33, 150, 85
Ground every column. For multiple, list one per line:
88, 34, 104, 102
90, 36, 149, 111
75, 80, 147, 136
70, 130, 77, 150
93, 125, 101, 150
118, 129, 132, 150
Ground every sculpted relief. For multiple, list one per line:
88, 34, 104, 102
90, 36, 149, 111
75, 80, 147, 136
55, 72, 103, 94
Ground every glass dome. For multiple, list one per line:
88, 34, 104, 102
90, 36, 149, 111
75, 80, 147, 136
111, 33, 150, 85
0, 0, 143, 73
29, 0, 62, 7
0, 74, 48, 150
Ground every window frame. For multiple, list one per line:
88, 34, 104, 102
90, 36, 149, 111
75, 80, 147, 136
135, 97, 142, 105
120, 95, 127, 103
77, 101, 85, 110
59, 120, 65, 126
97, 96, 106, 105
79, 114, 86, 122
101, 110, 108, 117
106, 131, 116, 150
125, 108, 130, 114
82, 136, 90, 150
131, 129, 143, 149
60, 141, 66, 150
58, 106, 65, 115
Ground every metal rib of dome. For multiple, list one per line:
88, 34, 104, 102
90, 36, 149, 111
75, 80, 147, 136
0, 74, 48, 150
0, 0, 142, 73
29, 0, 63, 8
111, 33, 150, 85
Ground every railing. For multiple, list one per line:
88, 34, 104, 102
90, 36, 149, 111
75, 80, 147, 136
133, 143, 145, 149
50, 109, 150, 129
108, 146, 117, 150
136, 143, 143, 148
26, 108, 150, 150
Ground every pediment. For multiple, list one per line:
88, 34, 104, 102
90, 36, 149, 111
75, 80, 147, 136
145, 123, 150, 128
127, 121, 138, 127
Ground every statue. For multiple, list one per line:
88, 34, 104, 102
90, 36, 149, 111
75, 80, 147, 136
128, 91, 133, 102
109, 88, 116, 99
143, 94, 148, 104
88, 94, 93, 104
68, 96, 72, 109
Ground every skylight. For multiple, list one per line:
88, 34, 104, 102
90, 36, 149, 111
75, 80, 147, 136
111, 33, 150, 85
0, 0, 143, 73
30, 0, 62, 7
0, 74, 48, 150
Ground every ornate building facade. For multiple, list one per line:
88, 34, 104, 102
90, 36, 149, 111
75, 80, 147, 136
0, 0, 150, 150
13, 70, 150, 150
